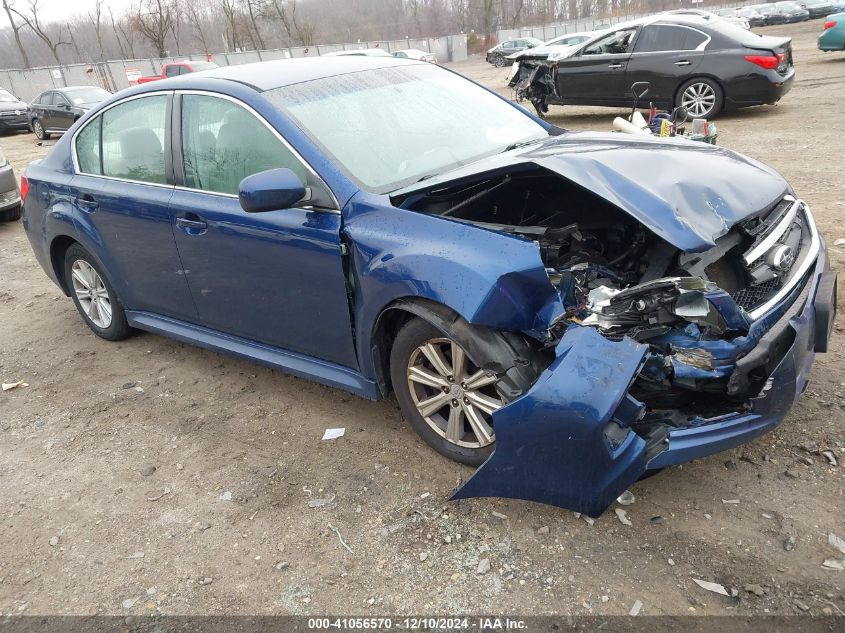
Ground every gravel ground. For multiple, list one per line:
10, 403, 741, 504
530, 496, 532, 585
0, 19, 843, 618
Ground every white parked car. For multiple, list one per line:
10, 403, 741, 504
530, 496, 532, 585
506, 31, 602, 61
393, 48, 437, 63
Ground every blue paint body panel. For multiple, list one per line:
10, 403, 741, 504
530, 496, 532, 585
19, 59, 834, 517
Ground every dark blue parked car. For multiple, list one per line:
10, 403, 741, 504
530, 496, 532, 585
21, 57, 836, 516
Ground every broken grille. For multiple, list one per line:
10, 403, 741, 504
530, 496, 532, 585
732, 278, 783, 310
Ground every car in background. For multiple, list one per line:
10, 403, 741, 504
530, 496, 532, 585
392, 49, 437, 63
774, 1, 811, 21
486, 37, 543, 66
819, 13, 845, 49
733, 6, 767, 27
136, 61, 219, 84
799, 0, 837, 18
27, 86, 111, 140
506, 31, 599, 61
325, 49, 393, 57
0, 88, 29, 135
0, 146, 21, 221
748, 3, 788, 24
511, 14, 794, 119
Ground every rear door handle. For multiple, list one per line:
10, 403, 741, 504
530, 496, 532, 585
608, 62, 625, 69
75, 193, 98, 211
674, 60, 692, 66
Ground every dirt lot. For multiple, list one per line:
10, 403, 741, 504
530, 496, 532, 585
0, 19, 843, 619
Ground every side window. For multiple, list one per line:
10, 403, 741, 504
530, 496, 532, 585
43, 92, 55, 106
180, 94, 308, 196
165, 65, 181, 78
101, 95, 168, 184
55, 94, 69, 107
635, 25, 708, 52
75, 116, 102, 174
582, 28, 637, 55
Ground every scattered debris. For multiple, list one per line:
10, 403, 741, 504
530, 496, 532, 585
744, 584, 765, 596
829, 533, 845, 555
138, 464, 156, 477
491, 511, 508, 520
121, 597, 138, 609
321, 428, 345, 440
667, 558, 675, 566
328, 523, 353, 554
821, 450, 838, 466
614, 508, 632, 526
134, 386, 145, 393
693, 578, 730, 596
125, 551, 145, 560
650, 515, 665, 525
121, 382, 137, 389
822, 559, 845, 571
248, 509, 259, 521
629, 600, 643, 616
477, 558, 491, 574
784, 535, 797, 551
724, 459, 737, 470
198, 577, 213, 585
275, 561, 290, 570
574, 512, 595, 526
419, 492, 431, 500
176, 463, 184, 471
48, 536, 59, 547
616, 490, 635, 505
537, 526, 550, 535
218, 491, 232, 501
308, 495, 336, 509
2, 381, 28, 391
834, 238, 845, 246
146, 488, 171, 502
721, 499, 740, 504
419, 552, 428, 562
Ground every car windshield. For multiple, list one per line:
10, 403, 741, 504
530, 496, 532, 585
267, 64, 548, 193
0, 89, 18, 102
64, 87, 111, 105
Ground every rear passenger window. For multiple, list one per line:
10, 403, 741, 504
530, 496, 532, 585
635, 25, 708, 52
180, 94, 308, 196
101, 95, 168, 184
75, 116, 101, 174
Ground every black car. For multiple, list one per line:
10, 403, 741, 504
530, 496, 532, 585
510, 15, 794, 120
748, 4, 788, 24
27, 86, 111, 140
0, 88, 29, 134
798, 0, 835, 17
774, 1, 811, 21
486, 38, 543, 66
735, 7, 767, 27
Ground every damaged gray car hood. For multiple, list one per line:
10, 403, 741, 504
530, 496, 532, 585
395, 131, 790, 252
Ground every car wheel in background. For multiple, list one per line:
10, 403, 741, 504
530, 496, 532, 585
0, 204, 22, 222
63, 243, 131, 341
676, 77, 723, 119
493, 55, 507, 67
390, 317, 505, 466
32, 118, 50, 140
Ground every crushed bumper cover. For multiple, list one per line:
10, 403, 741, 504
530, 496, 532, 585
452, 250, 835, 517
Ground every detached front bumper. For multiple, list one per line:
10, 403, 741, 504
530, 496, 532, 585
452, 238, 835, 517
0, 164, 20, 211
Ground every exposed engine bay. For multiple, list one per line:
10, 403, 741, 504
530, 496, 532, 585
398, 166, 814, 422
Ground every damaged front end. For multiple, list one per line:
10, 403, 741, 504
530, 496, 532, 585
396, 158, 836, 516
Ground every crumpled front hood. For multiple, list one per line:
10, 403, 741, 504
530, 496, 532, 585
395, 132, 790, 253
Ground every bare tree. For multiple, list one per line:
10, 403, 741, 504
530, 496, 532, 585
220, 0, 240, 51
11, 0, 71, 63
131, 0, 174, 57
108, 4, 129, 58
1, 0, 31, 67
243, 0, 265, 49
269, 0, 294, 45
88, 0, 105, 59
184, 0, 212, 54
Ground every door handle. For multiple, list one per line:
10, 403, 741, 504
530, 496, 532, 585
75, 193, 98, 211
674, 60, 692, 66
608, 62, 625, 69
176, 215, 208, 232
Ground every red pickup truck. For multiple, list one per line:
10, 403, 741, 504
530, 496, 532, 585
137, 61, 219, 84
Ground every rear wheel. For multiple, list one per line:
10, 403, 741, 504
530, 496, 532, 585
32, 118, 49, 140
390, 318, 505, 466
0, 204, 21, 222
64, 244, 131, 341
676, 77, 723, 119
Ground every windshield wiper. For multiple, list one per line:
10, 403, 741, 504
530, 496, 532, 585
501, 136, 548, 153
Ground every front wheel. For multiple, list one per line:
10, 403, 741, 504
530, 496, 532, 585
64, 244, 131, 341
493, 55, 507, 68
676, 77, 723, 119
390, 318, 506, 466
32, 118, 49, 140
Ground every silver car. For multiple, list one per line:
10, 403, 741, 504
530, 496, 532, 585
0, 146, 21, 221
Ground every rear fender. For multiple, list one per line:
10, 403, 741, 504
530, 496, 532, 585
451, 325, 651, 517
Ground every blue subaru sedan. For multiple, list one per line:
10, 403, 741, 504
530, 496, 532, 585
21, 57, 836, 516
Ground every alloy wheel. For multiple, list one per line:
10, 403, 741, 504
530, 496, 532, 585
680, 82, 716, 118
70, 259, 112, 329
33, 119, 44, 139
406, 337, 504, 448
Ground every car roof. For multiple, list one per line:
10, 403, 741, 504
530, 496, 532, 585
180, 56, 426, 92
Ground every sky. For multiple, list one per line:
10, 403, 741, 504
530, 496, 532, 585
28, 0, 136, 22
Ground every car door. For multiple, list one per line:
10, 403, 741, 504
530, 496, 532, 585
68, 92, 198, 322
39, 91, 57, 129
53, 92, 75, 131
624, 23, 708, 107
554, 27, 639, 105
168, 92, 359, 368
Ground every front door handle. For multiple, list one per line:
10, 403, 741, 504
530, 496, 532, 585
75, 193, 98, 211
674, 60, 692, 66
176, 215, 208, 233
608, 62, 625, 69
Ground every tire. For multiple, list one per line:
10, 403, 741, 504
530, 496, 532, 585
0, 204, 22, 222
493, 55, 507, 68
32, 118, 49, 140
63, 243, 131, 341
676, 77, 723, 120
390, 317, 506, 466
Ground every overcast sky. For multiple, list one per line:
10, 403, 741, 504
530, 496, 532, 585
37, 0, 135, 22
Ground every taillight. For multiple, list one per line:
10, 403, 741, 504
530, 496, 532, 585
823, 20, 837, 29
744, 53, 784, 69
19, 175, 29, 202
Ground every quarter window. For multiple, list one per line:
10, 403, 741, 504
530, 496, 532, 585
635, 25, 708, 52
101, 95, 168, 184
75, 116, 101, 174
180, 94, 308, 196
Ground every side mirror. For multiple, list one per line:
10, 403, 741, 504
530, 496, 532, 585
238, 168, 307, 213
